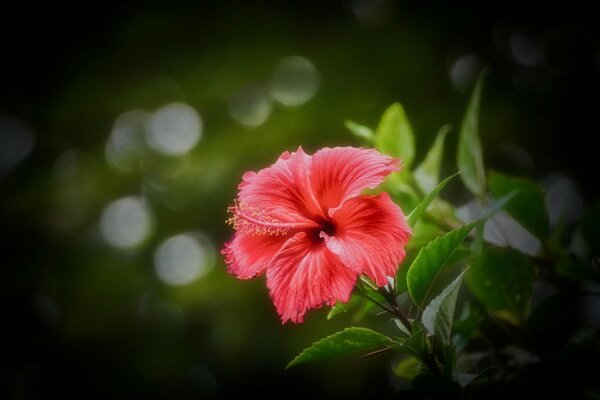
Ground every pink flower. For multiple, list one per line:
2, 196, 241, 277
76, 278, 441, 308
222, 147, 412, 323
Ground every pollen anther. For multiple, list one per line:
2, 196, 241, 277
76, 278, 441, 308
227, 201, 291, 236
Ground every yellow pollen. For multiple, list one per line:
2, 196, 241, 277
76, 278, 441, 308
227, 201, 290, 236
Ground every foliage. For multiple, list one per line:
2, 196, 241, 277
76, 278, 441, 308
290, 73, 600, 398
286, 327, 397, 368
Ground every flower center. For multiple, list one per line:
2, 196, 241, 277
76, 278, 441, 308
321, 220, 337, 237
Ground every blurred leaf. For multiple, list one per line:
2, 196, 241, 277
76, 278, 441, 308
327, 292, 366, 320
456, 372, 479, 388
422, 270, 467, 346
287, 327, 395, 368
396, 249, 420, 294
406, 220, 444, 251
375, 103, 416, 168
407, 223, 477, 307
385, 173, 421, 211
556, 257, 600, 283
453, 302, 484, 350
489, 172, 549, 240
344, 120, 374, 142
424, 197, 460, 228
481, 191, 518, 219
407, 172, 460, 227
458, 71, 487, 198
414, 124, 451, 194
393, 356, 422, 379
465, 248, 535, 324
351, 299, 379, 322
477, 191, 520, 256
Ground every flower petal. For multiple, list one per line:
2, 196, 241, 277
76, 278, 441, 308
324, 193, 412, 286
267, 232, 357, 323
311, 147, 400, 211
238, 148, 325, 224
222, 232, 287, 279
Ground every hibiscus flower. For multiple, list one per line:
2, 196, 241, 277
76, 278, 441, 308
222, 147, 412, 323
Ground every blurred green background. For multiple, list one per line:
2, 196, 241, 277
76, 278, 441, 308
1, 1, 598, 398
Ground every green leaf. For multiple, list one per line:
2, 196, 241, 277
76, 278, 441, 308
465, 248, 535, 325
407, 223, 477, 307
407, 172, 460, 227
414, 124, 451, 194
399, 242, 468, 294
286, 327, 395, 368
396, 328, 429, 359
375, 103, 416, 168
344, 119, 374, 142
489, 172, 549, 239
457, 71, 487, 198
422, 270, 467, 346
327, 293, 366, 320
441, 343, 457, 379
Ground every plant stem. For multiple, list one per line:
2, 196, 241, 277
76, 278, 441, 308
423, 352, 444, 378
357, 277, 413, 332
378, 287, 413, 332
356, 284, 396, 315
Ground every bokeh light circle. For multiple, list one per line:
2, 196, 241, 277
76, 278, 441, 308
100, 196, 153, 249
229, 85, 272, 127
268, 56, 320, 106
145, 103, 202, 155
154, 232, 215, 285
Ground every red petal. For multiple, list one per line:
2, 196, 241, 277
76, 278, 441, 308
222, 232, 288, 279
238, 148, 325, 224
311, 147, 400, 212
266, 232, 357, 323
324, 193, 412, 286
